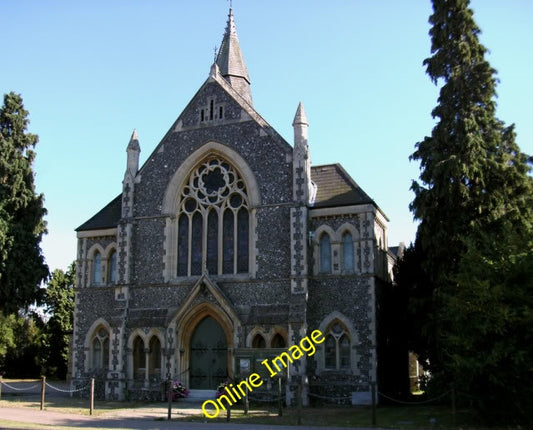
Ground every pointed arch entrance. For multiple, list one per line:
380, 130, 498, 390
189, 316, 227, 389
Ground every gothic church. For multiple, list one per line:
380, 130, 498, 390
72, 8, 396, 404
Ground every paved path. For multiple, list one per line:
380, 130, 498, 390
0, 405, 378, 430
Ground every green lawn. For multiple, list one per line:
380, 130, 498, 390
0, 395, 504, 429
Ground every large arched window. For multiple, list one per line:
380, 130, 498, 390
176, 157, 249, 276
319, 233, 332, 274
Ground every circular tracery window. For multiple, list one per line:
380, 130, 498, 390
182, 158, 247, 209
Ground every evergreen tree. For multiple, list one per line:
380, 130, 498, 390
399, 0, 533, 423
0, 92, 49, 313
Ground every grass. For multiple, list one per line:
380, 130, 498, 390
0, 392, 507, 429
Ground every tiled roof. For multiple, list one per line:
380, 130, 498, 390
75, 194, 122, 232
311, 163, 375, 208
76, 164, 375, 232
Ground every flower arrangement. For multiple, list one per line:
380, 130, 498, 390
167, 381, 190, 401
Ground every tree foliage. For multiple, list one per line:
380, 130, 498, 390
41, 263, 75, 379
0, 311, 45, 378
397, 0, 533, 423
0, 92, 49, 313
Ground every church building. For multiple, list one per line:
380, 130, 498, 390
71, 8, 396, 404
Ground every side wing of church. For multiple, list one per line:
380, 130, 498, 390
71, 9, 395, 404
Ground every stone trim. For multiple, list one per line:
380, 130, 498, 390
77, 228, 117, 238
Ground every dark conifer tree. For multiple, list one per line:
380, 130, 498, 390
397, 0, 533, 422
0, 92, 49, 313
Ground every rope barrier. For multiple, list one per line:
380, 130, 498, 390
308, 392, 352, 401
247, 395, 282, 403
45, 381, 91, 394
0, 381, 40, 391
378, 390, 451, 405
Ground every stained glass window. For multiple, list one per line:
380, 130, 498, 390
177, 157, 249, 276
223, 210, 234, 274
207, 210, 218, 274
177, 215, 189, 276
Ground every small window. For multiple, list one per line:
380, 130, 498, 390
133, 336, 144, 380
93, 251, 101, 285
219, 105, 224, 119
325, 335, 336, 368
91, 327, 109, 370
319, 234, 332, 274
271, 333, 286, 348
252, 334, 266, 348
148, 336, 161, 380
342, 232, 354, 273
108, 250, 117, 283
324, 321, 351, 370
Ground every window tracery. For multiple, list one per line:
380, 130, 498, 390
90, 327, 109, 370
324, 321, 351, 370
177, 157, 249, 276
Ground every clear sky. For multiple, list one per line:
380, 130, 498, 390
2, 0, 532, 272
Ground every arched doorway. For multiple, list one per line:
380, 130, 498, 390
189, 316, 227, 389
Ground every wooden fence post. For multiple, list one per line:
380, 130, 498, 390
244, 383, 249, 415
40, 376, 46, 411
167, 379, 172, 420
278, 376, 283, 417
89, 378, 95, 415
0, 375, 3, 400
297, 379, 302, 425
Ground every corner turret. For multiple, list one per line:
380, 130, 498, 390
126, 129, 141, 177
292, 102, 314, 204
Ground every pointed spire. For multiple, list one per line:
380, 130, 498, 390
215, 8, 253, 105
293, 102, 309, 126
126, 129, 140, 175
127, 129, 140, 152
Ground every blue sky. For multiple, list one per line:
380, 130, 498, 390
2, 0, 532, 272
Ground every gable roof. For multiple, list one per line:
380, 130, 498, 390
75, 194, 122, 232
311, 163, 375, 208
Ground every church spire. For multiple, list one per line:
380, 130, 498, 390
215, 7, 253, 105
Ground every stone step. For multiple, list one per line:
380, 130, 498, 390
183, 389, 217, 402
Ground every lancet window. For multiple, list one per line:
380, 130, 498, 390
90, 327, 109, 370
324, 321, 351, 370
177, 157, 249, 276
